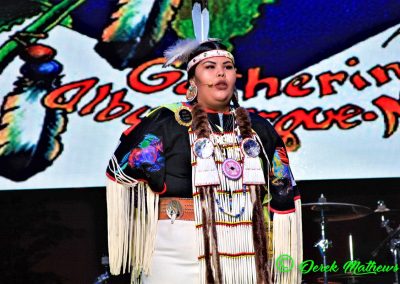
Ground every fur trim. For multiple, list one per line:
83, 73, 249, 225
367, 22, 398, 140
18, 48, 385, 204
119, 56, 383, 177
192, 103, 211, 138
208, 187, 223, 283
252, 185, 272, 283
235, 107, 252, 139
200, 187, 215, 283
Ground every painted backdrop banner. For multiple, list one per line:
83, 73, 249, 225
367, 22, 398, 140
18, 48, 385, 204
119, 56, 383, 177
0, 0, 399, 190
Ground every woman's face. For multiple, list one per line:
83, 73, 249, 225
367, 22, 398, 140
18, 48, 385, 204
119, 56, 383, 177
192, 56, 236, 111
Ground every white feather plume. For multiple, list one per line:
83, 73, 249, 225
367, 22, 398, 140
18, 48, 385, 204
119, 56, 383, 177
192, 2, 209, 42
163, 39, 200, 67
163, 1, 212, 68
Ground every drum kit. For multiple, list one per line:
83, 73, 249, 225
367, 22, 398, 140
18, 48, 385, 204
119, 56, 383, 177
303, 194, 400, 284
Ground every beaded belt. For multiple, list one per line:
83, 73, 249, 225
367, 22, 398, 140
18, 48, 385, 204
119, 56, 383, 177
159, 197, 194, 223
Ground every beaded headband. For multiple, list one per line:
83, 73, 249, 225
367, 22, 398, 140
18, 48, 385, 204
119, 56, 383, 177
186, 49, 235, 71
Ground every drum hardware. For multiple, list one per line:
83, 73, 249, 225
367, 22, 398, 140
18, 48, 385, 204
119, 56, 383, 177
303, 194, 372, 284
374, 200, 400, 223
371, 200, 400, 284
93, 255, 111, 284
305, 194, 331, 284
303, 197, 400, 284
302, 198, 371, 223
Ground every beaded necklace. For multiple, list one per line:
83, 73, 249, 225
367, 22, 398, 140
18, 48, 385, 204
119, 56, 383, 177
208, 110, 247, 218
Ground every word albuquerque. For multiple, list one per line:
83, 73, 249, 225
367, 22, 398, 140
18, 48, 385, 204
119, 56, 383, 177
42, 57, 399, 151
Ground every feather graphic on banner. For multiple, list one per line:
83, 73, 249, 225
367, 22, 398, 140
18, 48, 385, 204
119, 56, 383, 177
95, 0, 181, 69
0, 44, 67, 181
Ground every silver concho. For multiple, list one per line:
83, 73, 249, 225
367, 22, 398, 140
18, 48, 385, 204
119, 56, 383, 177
222, 158, 242, 180
241, 138, 261, 158
193, 138, 214, 159
166, 200, 183, 224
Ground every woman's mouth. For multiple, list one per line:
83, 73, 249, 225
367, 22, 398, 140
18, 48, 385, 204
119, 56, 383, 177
214, 81, 228, 90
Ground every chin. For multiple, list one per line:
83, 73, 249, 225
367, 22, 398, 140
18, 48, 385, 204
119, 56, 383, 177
212, 98, 231, 107
214, 92, 232, 102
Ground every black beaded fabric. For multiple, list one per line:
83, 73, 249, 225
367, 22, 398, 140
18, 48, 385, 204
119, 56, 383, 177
106, 105, 299, 211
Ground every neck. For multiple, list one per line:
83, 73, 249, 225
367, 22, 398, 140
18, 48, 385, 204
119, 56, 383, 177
201, 104, 230, 114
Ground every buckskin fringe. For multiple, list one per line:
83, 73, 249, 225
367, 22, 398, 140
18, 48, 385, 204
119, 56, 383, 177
295, 199, 303, 282
271, 203, 302, 284
251, 185, 272, 284
106, 178, 159, 283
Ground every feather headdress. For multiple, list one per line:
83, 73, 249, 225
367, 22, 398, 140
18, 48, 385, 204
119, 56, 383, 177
163, 0, 212, 67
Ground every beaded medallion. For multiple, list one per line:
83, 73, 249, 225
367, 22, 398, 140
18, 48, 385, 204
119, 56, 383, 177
193, 137, 214, 159
222, 158, 242, 180
241, 137, 261, 158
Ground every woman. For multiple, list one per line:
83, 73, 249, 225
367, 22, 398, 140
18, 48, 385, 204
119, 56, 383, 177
106, 40, 302, 284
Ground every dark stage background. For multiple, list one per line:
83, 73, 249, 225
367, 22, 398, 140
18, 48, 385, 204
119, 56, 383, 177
1, 178, 399, 283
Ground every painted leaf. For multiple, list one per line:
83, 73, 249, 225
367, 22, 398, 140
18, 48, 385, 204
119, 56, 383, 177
0, 0, 73, 33
172, 0, 276, 50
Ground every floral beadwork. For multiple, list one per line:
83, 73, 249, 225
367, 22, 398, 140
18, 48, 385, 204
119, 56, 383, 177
270, 147, 294, 196
128, 134, 164, 172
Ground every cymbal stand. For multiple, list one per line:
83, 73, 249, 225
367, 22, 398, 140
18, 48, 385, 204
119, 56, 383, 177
373, 201, 400, 284
314, 194, 332, 284
389, 238, 400, 284
383, 213, 400, 284
93, 255, 110, 284
383, 212, 400, 284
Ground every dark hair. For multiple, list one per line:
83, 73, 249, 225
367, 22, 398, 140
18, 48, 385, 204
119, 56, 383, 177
187, 41, 229, 80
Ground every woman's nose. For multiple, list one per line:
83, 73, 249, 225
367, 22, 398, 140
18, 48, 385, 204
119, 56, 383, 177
217, 68, 225, 77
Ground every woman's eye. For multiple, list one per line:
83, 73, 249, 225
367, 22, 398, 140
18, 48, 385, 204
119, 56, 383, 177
205, 65, 214, 69
225, 65, 234, 70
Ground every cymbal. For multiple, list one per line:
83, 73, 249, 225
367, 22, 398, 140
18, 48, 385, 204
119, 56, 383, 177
302, 202, 371, 222
372, 201, 400, 218
374, 208, 400, 214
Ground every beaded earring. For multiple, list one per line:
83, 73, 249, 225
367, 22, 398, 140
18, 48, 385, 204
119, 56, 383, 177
186, 82, 198, 102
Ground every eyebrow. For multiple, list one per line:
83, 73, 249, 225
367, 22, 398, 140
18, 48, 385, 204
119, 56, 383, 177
202, 60, 233, 65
